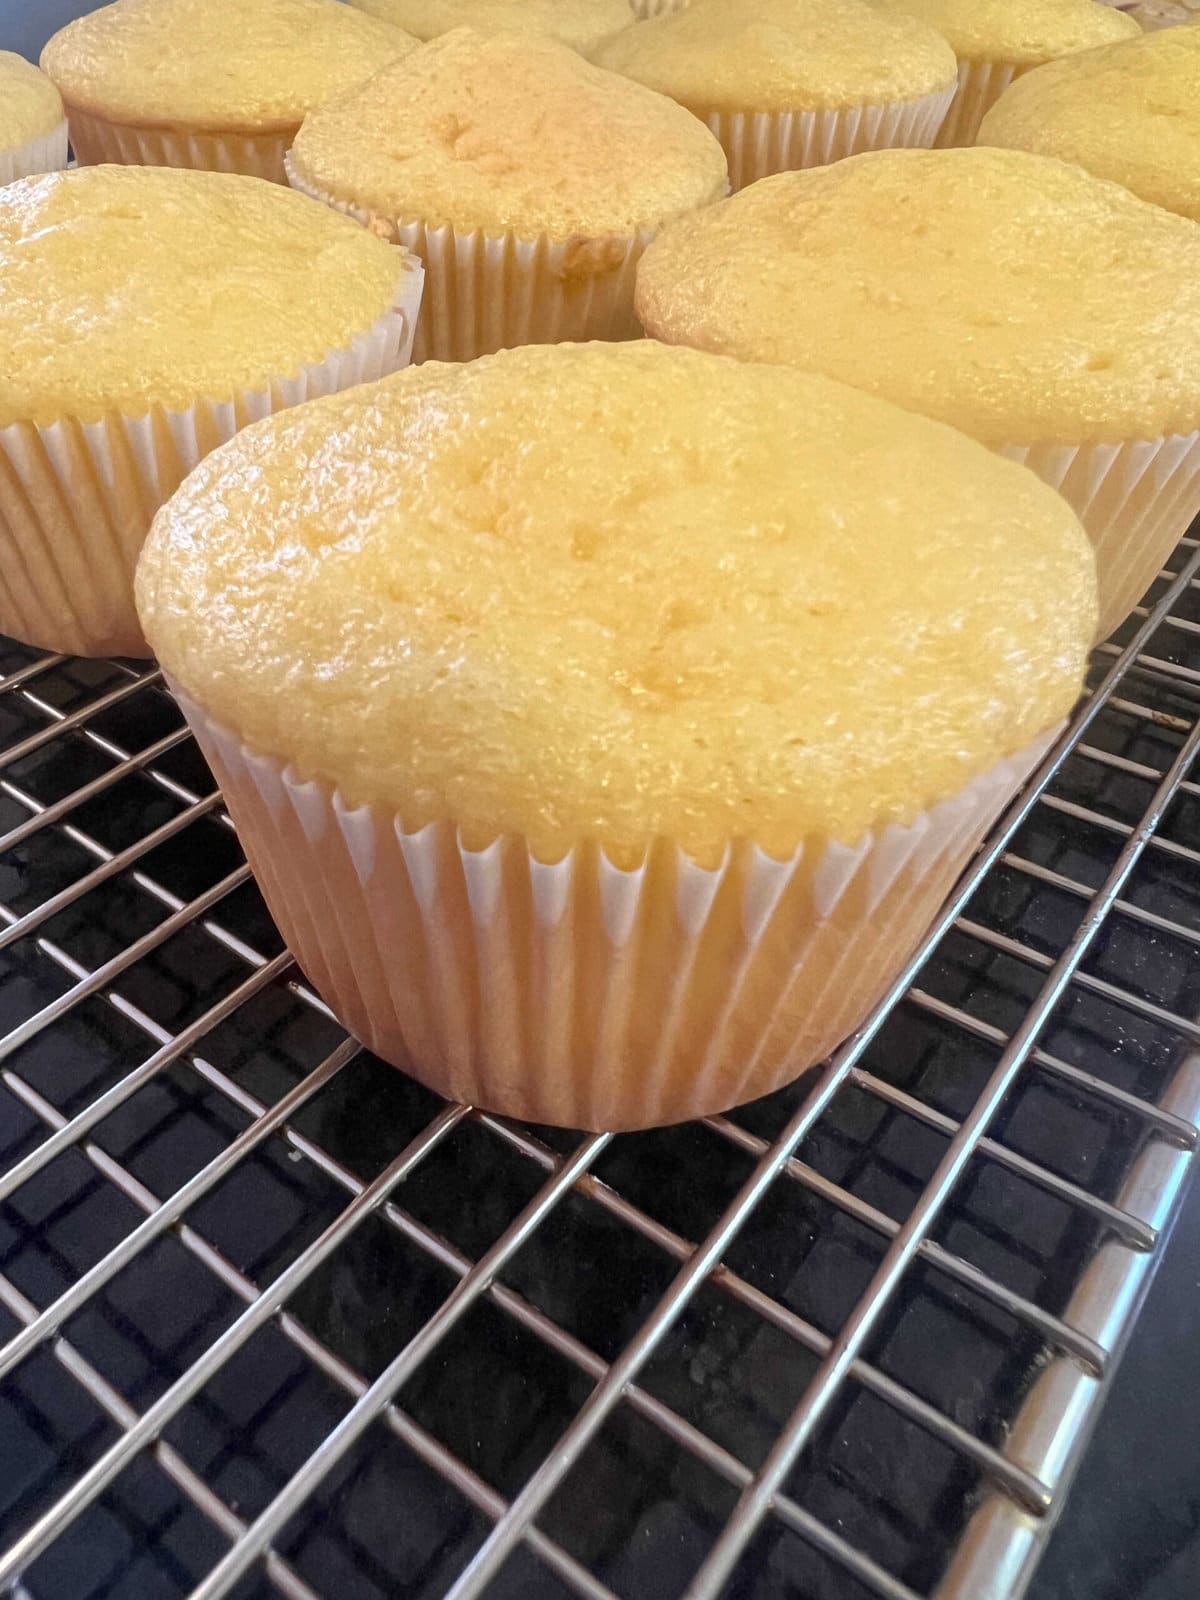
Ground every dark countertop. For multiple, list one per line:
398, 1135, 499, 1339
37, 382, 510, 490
1031, 1159, 1200, 1600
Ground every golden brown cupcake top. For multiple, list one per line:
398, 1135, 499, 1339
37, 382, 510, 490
40, 0, 417, 133
289, 28, 728, 237
136, 341, 1095, 866
873, 0, 1139, 64
636, 146, 1200, 446
979, 26, 1200, 222
0, 166, 410, 427
592, 0, 956, 113
0, 51, 64, 150
349, 0, 633, 51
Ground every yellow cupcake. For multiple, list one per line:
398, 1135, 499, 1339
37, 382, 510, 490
41, 0, 417, 183
0, 165, 423, 658
349, 0, 633, 51
137, 340, 1094, 1131
593, 0, 957, 189
979, 27, 1200, 223
873, 0, 1140, 145
288, 29, 727, 361
0, 52, 68, 187
636, 146, 1200, 641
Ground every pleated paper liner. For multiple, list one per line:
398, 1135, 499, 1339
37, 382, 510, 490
0, 260, 424, 659
65, 104, 292, 183
934, 59, 1022, 148
179, 688, 1057, 1132
629, 0, 689, 15
0, 120, 69, 186
997, 431, 1200, 641
703, 84, 956, 191
286, 155, 656, 363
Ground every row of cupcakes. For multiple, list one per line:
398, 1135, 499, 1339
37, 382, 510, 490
4, 0, 1148, 197
7, 0, 1166, 372
3, 1, 1200, 662
0, 1, 1194, 1130
2, 2, 1170, 378
0, 159, 1103, 1129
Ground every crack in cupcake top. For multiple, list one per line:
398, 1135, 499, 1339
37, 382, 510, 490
592, 0, 957, 114
288, 28, 729, 239
40, 0, 417, 132
635, 146, 1200, 446
136, 341, 1095, 866
0, 166, 408, 427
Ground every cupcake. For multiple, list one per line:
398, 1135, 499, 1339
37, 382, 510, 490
873, 0, 1140, 146
978, 27, 1200, 222
348, 0, 634, 51
287, 29, 727, 362
0, 165, 423, 659
136, 341, 1095, 1131
0, 52, 69, 187
40, 0, 417, 184
592, 0, 958, 190
636, 147, 1200, 642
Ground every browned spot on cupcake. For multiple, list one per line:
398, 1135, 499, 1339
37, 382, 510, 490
556, 234, 628, 281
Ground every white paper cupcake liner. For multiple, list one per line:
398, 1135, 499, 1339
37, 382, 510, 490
0, 262, 424, 659
935, 59, 1021, 148
705, 84, 957, 190
286, 154, 656, 362
177, 688, 1056, 1131
629, 0, 690, 15
0, 120, 70, 186
65, 105, 293, 183
998, 431, 1200, 640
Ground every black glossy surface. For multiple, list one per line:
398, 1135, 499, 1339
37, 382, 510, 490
1032, 1160, 1200, 1600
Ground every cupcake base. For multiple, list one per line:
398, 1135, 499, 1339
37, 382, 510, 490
65, 104, 293, 183
286, 156, 655, 363
704, 84, 956, 191
0, 120, 70, 186
935, 59, 1021, 148
998, 431, 1200, 641
179, 690, 1055, 1131
0, 265, 424, 659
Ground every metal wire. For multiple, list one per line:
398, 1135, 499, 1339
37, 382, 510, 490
0, 1039, 616, 1600
0, 1105, 470, 1588
440, 544, 1200, 1600
682, 665, 1200, 1600
0, 535, 1197, 1600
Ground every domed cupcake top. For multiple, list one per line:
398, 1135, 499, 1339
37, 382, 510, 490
0, 51, 64, 150
873, 0, 1139, 66
979, 26, 1200, 223
137, 340, 1095, 865
288, 27, 729, 237
592, 0, 957, 113
636, 146, 1200, 445
0, 165, 410, 426
349, 0, 633, 51
40, 0, 416, 132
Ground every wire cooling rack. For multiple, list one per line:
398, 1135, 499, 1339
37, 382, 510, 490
1, 531, 1199, 1600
